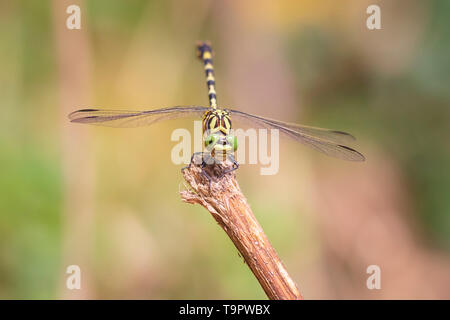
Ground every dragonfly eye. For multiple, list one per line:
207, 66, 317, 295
205, 133, 220, 150
226, 135, 238, 152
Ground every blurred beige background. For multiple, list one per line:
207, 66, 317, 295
0, 0, 449, 299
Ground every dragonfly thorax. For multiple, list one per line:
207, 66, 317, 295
202, 109, 232, 135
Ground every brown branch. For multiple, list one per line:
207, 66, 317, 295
180, 159, 303, 300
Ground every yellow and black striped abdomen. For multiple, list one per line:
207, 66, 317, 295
202, 109, 232, 135
197, 42, 217, 109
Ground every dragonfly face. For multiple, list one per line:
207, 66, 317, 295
202, 109, 238, 155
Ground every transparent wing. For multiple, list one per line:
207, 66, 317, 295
68, 106, 209, 127
228, 109, 365, 161
262, 120, 355, 145
229, 110, 355, 144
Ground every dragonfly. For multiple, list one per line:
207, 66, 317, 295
69, 41, 365, 181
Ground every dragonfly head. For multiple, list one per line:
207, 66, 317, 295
204, 132, 238, 155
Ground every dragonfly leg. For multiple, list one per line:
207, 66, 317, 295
181, 152, 205, 173
219, 154, 239, 179
182, 152, 214, 188
200, 158, 213, 189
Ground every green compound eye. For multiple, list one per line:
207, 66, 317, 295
205, 134, 220, 150
227, 135, 238, 152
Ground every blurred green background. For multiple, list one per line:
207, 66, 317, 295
1, 0, 449, 299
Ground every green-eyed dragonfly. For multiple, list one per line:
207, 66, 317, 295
69, 41, 364, 181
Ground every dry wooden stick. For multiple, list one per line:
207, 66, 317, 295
180, 159, 303, 300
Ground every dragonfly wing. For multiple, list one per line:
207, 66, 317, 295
227, 109, 365, 161
281, 129, 365, 161
265, 120, 355, 144
68, 106, 209, 127
229, 110, 355, 144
